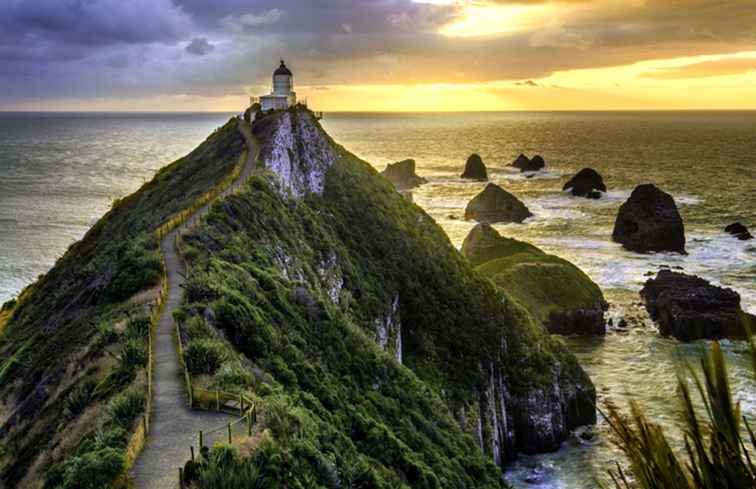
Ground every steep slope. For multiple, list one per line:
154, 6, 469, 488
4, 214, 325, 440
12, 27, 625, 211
463, 223, 608, 336
177, 108, 596, 488
0, 118, 246, 488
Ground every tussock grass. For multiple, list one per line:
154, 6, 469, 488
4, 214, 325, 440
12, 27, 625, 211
603, 334, 756, 489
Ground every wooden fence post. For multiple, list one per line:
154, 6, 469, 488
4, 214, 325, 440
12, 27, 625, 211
179, 468, 184, 488
190, 445, 195, 462
240, 393, 244, 415
227, 423, 232, 444
199, 430, 204, 449
216, 390, 220, 411
247, 412, 252, 436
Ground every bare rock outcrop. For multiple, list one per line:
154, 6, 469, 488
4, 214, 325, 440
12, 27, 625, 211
461, 154, 488, 180
465, 183, 532, 224
641, 270, 755, 341
612, 184, 686, 254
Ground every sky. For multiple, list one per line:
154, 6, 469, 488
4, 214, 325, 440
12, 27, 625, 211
1, 0, 756, 111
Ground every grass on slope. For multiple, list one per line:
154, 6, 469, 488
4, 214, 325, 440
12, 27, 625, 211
476, 244, 604, 327
0, 118, 245, 488
175, 112, 589, 485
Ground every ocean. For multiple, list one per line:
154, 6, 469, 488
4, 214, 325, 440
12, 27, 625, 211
1, 111, 755, 487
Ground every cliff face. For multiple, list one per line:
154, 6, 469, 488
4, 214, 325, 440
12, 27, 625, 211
179, 108, 595, 482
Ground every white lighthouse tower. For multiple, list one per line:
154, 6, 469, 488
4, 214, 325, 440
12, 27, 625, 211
259, 60, 297, 111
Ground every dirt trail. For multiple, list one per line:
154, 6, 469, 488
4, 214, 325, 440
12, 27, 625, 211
131, 119, 258, 488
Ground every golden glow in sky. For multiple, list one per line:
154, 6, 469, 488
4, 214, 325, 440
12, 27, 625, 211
438, 3, 571, 37
7, 0, 756, 111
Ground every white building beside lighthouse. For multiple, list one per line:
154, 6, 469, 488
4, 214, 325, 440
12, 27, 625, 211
259, 60, 296, 111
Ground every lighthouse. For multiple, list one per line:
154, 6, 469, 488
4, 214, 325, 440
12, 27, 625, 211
259, 60, 297, 111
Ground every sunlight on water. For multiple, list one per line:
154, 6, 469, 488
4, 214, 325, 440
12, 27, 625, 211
323, 111, 756, 488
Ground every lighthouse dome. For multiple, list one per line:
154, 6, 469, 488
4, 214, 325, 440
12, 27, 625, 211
274, 60, 292, 76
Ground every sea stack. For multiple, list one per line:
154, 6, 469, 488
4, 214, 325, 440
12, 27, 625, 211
462, 223, 607, 336
464, 183, 532, 223
641, 270, 755, 341
563, 168, 607, 198
380, 159, 427, 190
511, 154, 545, 172
612, 184, 686, 253
460, 153, 488, 180
725, 222, 753, 240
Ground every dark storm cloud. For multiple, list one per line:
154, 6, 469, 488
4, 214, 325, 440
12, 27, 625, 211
0, 0, 755, 106
185, 37, 215, 56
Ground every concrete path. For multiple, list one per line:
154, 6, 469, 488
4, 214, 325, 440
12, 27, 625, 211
131, 120, 258, 489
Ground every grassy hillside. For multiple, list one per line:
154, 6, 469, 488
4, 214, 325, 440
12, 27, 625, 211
0, 118, 245, 488
464, 223, 607, 335
177, 109, 596, 487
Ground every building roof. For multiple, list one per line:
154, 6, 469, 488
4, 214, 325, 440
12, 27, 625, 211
274, 60, 292, 76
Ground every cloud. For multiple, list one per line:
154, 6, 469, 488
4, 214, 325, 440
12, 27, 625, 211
185, 37, 215, 56
2, 0, 756, 108
641, 58, 756, 79
220, 9, 285, 33
0, 0, 192, 46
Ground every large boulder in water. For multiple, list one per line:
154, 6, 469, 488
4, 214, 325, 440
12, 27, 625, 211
641, 270, 755, 341
460, 153, 488, 180
463, 224, 607, 336
612, 184, 686, 254
380, 159, 427, 190
563, 168, 606, 198
465, 183, 532, 223
512, 154, 545, 172
725, 222, 753, 241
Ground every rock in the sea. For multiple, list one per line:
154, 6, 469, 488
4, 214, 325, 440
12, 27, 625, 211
641, 270, 755, 341
380, 158, 427, 190
725, 222, 753, 241
612, 184, 686, 254
464, 183, 532, 224
512, 153, 546, 172
463, 223, 607, 336
460, 153, 488, 180
563, 168, 607, 198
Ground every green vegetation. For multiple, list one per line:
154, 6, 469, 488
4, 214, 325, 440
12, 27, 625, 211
177, 109, 594, 486
0, 118, 246, 487
465, 224, 606, 331
604, 335, 756, 488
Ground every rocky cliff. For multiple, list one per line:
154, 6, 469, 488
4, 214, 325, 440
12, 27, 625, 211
178, 108, 595, 484
0, 108, 596, 488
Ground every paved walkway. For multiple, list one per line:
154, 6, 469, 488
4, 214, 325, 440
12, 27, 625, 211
131, 120, 258, 489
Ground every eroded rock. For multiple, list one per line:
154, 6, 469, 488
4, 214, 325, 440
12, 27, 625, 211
725, 222, 753, 241
612, 184, 686, 254
461, 153, 488, 180
512, 154, 545, 172
464, 183, 532, 224
380, 159, 427, 190
563, 168, 607, 198
641, 270, 755, 341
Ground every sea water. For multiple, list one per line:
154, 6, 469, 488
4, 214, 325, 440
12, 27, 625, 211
1, 111, 754, 487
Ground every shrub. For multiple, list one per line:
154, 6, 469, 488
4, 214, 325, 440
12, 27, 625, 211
185, 315, 214, 341
107, 389, 145, 428
63, 379, 97, 420
214, 362, 254, 391
95, 322, 119, 345
1, 298, 17, 311
121, 338, 148, 369
185, 338, 229, 375
125, 316, 150, 339
60, 447, 125, 489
